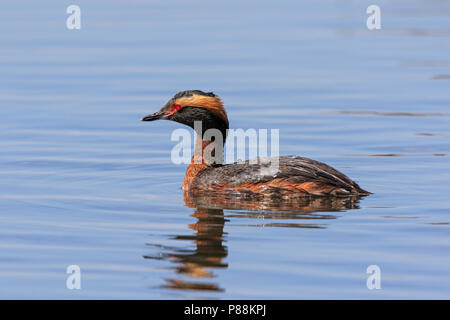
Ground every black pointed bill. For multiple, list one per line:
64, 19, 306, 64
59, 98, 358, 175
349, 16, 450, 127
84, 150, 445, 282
141, 110, 166, 121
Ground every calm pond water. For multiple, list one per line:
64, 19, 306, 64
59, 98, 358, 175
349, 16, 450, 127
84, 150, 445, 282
1, 0, 449, 299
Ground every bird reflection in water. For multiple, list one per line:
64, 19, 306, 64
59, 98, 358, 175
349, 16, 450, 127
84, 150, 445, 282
143, 192, 364, 293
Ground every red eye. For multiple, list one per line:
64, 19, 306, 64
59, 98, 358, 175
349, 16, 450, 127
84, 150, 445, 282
167, 103, 182, 116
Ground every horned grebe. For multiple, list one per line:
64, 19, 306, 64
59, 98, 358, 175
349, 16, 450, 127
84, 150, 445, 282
141, 90, 370, 198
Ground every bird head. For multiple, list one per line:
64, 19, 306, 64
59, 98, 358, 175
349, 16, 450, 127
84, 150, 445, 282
141, 90, 229, 140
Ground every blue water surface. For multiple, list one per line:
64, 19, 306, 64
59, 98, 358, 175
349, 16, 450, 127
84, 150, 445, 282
0, 0, 449, 299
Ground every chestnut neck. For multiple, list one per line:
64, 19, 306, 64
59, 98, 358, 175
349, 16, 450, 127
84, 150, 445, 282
183, 134, 224, 191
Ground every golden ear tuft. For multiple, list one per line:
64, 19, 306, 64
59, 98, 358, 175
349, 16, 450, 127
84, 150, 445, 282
175, 94, 229, 126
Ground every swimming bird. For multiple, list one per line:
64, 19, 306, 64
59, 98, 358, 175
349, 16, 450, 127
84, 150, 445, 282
141, 90, 370, 199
